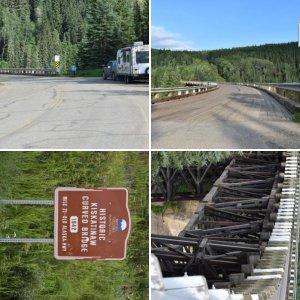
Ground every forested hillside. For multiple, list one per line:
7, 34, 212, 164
0, 0, 149, 73
152, 42, 300, 87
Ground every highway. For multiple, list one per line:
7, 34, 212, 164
0, 75, 148, 149
152, 84, 300, 149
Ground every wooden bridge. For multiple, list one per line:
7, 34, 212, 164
152, 151, 299, 300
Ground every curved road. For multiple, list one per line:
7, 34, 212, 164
0, 75, 148, 149
152, 84, 300, 149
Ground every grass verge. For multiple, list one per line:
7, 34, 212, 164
293, 112, 300, 122
75, 69, 102, 77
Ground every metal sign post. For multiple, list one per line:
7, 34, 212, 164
0, 187, 131, 261
0, 199, 54, 243
54, 55, 60, 74
0, 200, 54, 205
0, 238, 53, 243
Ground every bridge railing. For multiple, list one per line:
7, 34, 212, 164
240, 82, 300, 113
151, 81, 218, 103
0, 68, 59, 76
255, 83, 300, 103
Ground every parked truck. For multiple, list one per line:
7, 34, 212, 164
103, 41, 149, 83
103, 60, 117, 80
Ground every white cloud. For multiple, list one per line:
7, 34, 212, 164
151, 25, 194, 50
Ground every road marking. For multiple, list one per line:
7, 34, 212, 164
0, 118, 34, 140
48, 88, 64, 110
0, 88, 64, 140
0, 81, 8, 96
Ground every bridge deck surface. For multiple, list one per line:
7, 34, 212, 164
152, 84, 300, 149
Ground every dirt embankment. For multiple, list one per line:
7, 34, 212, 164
151, 200, 204, 236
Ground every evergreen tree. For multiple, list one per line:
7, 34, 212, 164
80, 0, 116, 68
113, 0, 136, 49
133, 0, 142, 42
0, 0, 148, 71
152, 42, 300, 87
140, 0, 149, 44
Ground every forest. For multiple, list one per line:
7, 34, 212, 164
0, 152, 148, 299
151, 151, 232, 202
0, 0, 149, 73
152, 42, 300, 87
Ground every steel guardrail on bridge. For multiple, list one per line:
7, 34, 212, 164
0, 68, 59, 76
242, 82, 300, 112
151, 81, 218, 103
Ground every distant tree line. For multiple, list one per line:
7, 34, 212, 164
0, 0, 149, 73
152, 42, 300, 87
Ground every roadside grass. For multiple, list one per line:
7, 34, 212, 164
293, 112, 300, 122
74, 69, 102, 77
0, 152, 148, 299
151, 201, 183, 215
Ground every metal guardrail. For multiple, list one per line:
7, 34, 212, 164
0, 68, 59, 76
285, 154, 300, 300
258, 84, 300, 103
245, 82, 300, 104
151, 81, 218, 102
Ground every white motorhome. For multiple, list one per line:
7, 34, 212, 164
116, 41, 149, 83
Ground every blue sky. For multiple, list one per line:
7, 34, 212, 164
152, 0, 300, 50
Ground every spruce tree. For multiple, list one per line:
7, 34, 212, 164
140, 0, 149, 44
113, 0, 136, 49
133, 0, 142, 42
81, 0, 116, 68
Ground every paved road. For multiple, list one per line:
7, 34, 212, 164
152, 84, 300, 149
0, 75, 148, 149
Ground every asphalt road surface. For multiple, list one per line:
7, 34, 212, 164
0, 75, 148, 149
152, 84, 300, 149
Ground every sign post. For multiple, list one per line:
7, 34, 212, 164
54, 55, 60, 74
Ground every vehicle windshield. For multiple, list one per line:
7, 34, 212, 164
136, 51, 149, 64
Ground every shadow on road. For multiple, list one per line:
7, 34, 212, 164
0, 75, 149, 86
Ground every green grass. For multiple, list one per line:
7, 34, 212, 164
0, 152, 148, 300
74, 69, 102, 77
293, 112, 300, 122
151, 201, 183, 215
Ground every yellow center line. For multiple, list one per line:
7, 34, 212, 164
0, 118, 34, 140
0, 88, 64, 140
48, 88, 64, 110
0, 82, 8, 96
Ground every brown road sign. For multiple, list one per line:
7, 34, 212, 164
54, 187, 130, 260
